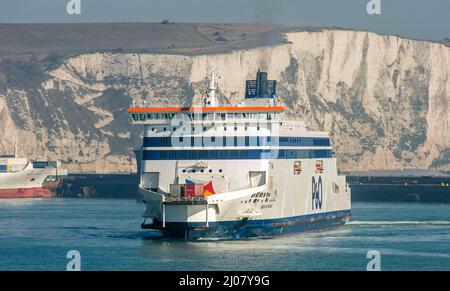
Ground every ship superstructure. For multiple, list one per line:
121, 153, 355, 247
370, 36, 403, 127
128, 71, 351, 239
0, 150, 67, 198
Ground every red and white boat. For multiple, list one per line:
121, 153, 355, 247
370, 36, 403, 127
0, 151, 67, 198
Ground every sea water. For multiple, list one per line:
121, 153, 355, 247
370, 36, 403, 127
0, 199, 449, 270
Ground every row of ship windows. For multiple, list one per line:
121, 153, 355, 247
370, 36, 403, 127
149, 125, 266, 132
131, 112, 281, 122
181, 169, 222, 173
142, 149, 333, 160
143, 136, 331, 147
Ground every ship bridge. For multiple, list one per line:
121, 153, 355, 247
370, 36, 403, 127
127, 105, 285, 125
128, 70, 284, 126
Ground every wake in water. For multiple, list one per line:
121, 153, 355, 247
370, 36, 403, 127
0, 198, 44, 207
348, 220, 450, 226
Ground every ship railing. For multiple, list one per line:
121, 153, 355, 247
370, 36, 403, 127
129, 112, 281, 125
164, 195, 209, 204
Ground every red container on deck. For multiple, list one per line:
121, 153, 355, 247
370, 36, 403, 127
184, 184, 204, 197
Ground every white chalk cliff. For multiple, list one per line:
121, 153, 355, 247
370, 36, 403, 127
0, 29, 449, 173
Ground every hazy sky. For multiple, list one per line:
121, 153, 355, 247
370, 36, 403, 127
0, 0, 449, 41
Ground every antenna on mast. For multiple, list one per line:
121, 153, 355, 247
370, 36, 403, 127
206, 71, 217, 107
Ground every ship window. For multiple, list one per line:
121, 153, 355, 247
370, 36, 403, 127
30, 178, 36, 182
244, 126, 247, 131
221, 113, 226, 121
227, 113, 234, 120
163, 127, 166, 131
200, 169, 204, 173
333, 183, 340, 193
225, 137, 233, 146
257, 126, 260, 130
240, 150, 248, 158
209, 169, 212, 173
199, 151, 208, 159
219, 169, 223, 173
315, 160, 324, 174
203, 127, 207, 131
211, 136, 215, 142
179, 137, 183, 142
224, 127, 227, 131
151, 128, 155, 131
182, 170, 186, 173
234, 126, 237, 131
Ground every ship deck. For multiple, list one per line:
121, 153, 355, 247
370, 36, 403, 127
164, 196, 209, 205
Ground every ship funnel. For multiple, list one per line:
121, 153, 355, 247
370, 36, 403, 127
245, 70, 276, 99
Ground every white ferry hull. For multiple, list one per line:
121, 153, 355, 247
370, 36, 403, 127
140, 158, 351, 239
0, 164, 67, 199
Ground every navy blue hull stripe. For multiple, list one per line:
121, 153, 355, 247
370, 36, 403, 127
143, 136, 330, 148
154, 209, 351, 238
163, 209, 351, 228
142, 149, 332, 160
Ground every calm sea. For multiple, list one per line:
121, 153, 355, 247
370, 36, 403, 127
0, 199, 449, 270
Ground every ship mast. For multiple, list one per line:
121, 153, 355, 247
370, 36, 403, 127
205, 71, 217, 107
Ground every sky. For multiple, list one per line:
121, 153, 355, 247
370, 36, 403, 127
0, 0, 449, 41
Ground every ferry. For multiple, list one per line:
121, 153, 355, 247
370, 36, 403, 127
128, 70, 351, 239
0, 149, 67, 198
